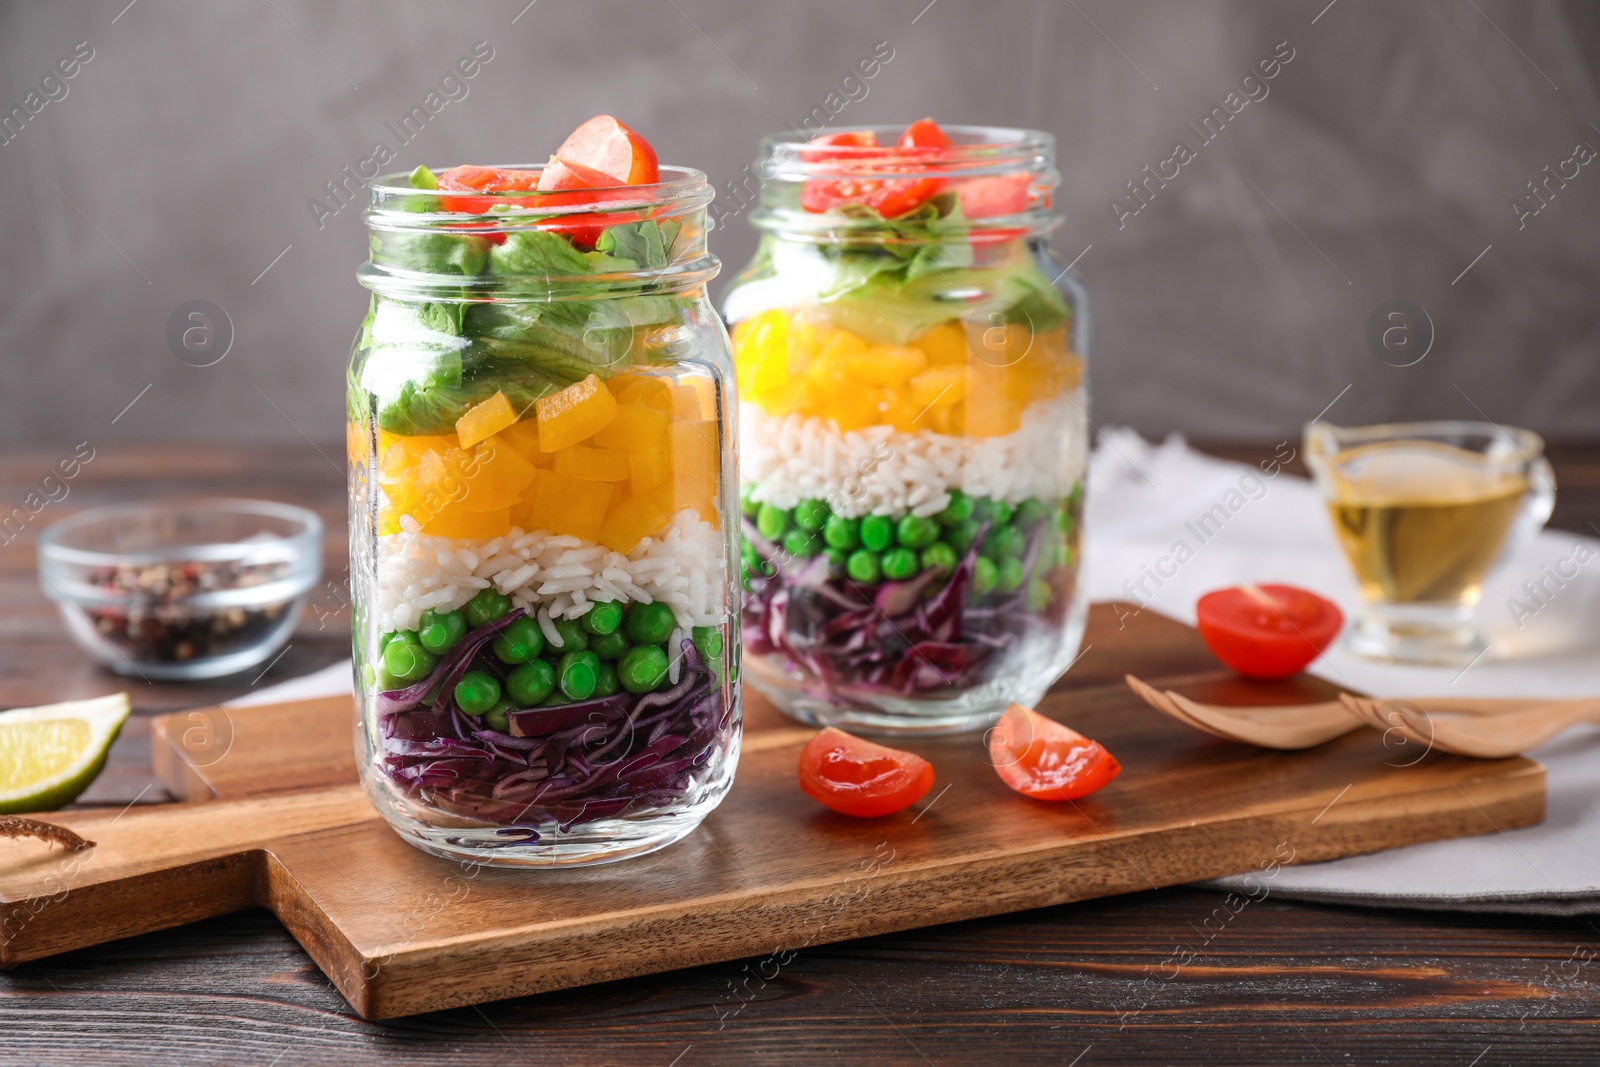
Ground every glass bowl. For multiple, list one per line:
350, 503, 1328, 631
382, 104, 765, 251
38, 498, 323, 680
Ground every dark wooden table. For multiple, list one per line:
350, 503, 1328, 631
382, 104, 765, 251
2, 440, 1599, 1066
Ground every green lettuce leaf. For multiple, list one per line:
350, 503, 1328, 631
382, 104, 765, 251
370, 230, 491, 276
366, 213, 696, 435
376, 357, 568, 435
416, 302, 466, 336
818, 264, 1070, 346
593, 219, 683, 270
737, 194, 1070, 345
489, 229, 595, 277
814, 197, 976, 300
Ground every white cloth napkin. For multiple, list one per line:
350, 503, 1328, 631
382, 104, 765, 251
243, 431, 1600, 914
1085, 430, 1600, 915
228, 660, 354, 709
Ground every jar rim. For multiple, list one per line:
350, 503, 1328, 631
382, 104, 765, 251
756, 124, 1054, 182
367, 163, 712, 219
361, 163, 719, 300
745, 124, 1060, 238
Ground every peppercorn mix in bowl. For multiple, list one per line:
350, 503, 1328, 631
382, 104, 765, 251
38, 498, 322, 680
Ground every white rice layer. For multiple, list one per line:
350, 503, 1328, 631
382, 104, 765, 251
741, 391, 1088, 519
375, 509, 726, 634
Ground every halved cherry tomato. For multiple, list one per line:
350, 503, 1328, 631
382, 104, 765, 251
800, 129, 880, 162
436, 165, 541, 214
988, 704, 1121, 802
798, 727, 934, 818
800, 124, 946, 218
801, 168, 943, 218
1195, 584, 1344, 680
553, 114, 659, 185
958, 173, 1031, 218
898, 117, 952, 150
536, 156, 624, 192
534, 156, 626, 249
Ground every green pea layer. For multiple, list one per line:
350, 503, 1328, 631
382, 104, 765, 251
739, 484, 1082, 613
377, 595, 727, 713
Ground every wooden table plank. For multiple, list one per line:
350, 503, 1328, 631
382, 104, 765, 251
2, 440, 1598, 1063
2, 893, 1598, 1065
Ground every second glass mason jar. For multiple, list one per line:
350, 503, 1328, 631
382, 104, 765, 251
724, 125, 1089, 734
348, 164, 740, 866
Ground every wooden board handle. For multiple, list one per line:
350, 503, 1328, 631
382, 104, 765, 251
151, 696, 358, 802
0, 786, 372, 966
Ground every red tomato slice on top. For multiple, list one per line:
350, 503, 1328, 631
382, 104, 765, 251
1195, 584, 1344, 680
898, 117, 953, 150
435, 165, 541, 215
537, 156, 624, 192
800, 126, 947, 218
533, 156, 627, 249
553, 115, 659, 185
959, 173, 1033, 244
959, 173, 1031, 218
801, 168, 944, 218
988, 704, 1121, 802
800, 129, 880, 162
798, 727, 934, 818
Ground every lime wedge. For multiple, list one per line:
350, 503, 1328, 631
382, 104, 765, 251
0, 694, 130, 813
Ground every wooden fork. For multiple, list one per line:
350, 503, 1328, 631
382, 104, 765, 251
1339, 694, 1600, 758
1125, 675, 1362, 750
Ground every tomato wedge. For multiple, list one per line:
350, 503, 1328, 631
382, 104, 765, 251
800, 168, 943, 218
552, 114, 659, 185
800, 129, 879, 162
435, 165, 541, 214
800, 123, 949, 218
532, 156, 626, 248
898, 117, 952, 150
429, 117, 660, 252
988, 704, 1120, 802
798, 727, 934, 817
958, 173, 1031, 218
536, 156, 623, 192
1195, 584, 1344, 680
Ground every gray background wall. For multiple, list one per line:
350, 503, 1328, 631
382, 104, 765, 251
2, 0, 1597, 447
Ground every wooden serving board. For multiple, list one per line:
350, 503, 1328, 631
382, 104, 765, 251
0, 605, 1544, 1019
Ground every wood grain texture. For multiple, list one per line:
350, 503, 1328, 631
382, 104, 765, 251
0, 607, 1545, 1020
2, 441, 1599, 1062
4, 892, 1600, 1066
150, 695, 356, 801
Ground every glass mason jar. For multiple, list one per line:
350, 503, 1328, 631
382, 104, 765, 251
723, 126, 1088, 735
348, 164, 741, 866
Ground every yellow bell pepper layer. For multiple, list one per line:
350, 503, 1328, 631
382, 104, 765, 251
375, 373, 721, 551
732, 309, 1082, 437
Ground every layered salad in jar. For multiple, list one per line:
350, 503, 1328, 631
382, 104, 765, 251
350, 117, 738, 861
726, 120, 1087, 733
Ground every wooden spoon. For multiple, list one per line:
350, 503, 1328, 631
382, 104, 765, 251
1125, 674, 1362, 750
1338, 694, 1600, 758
